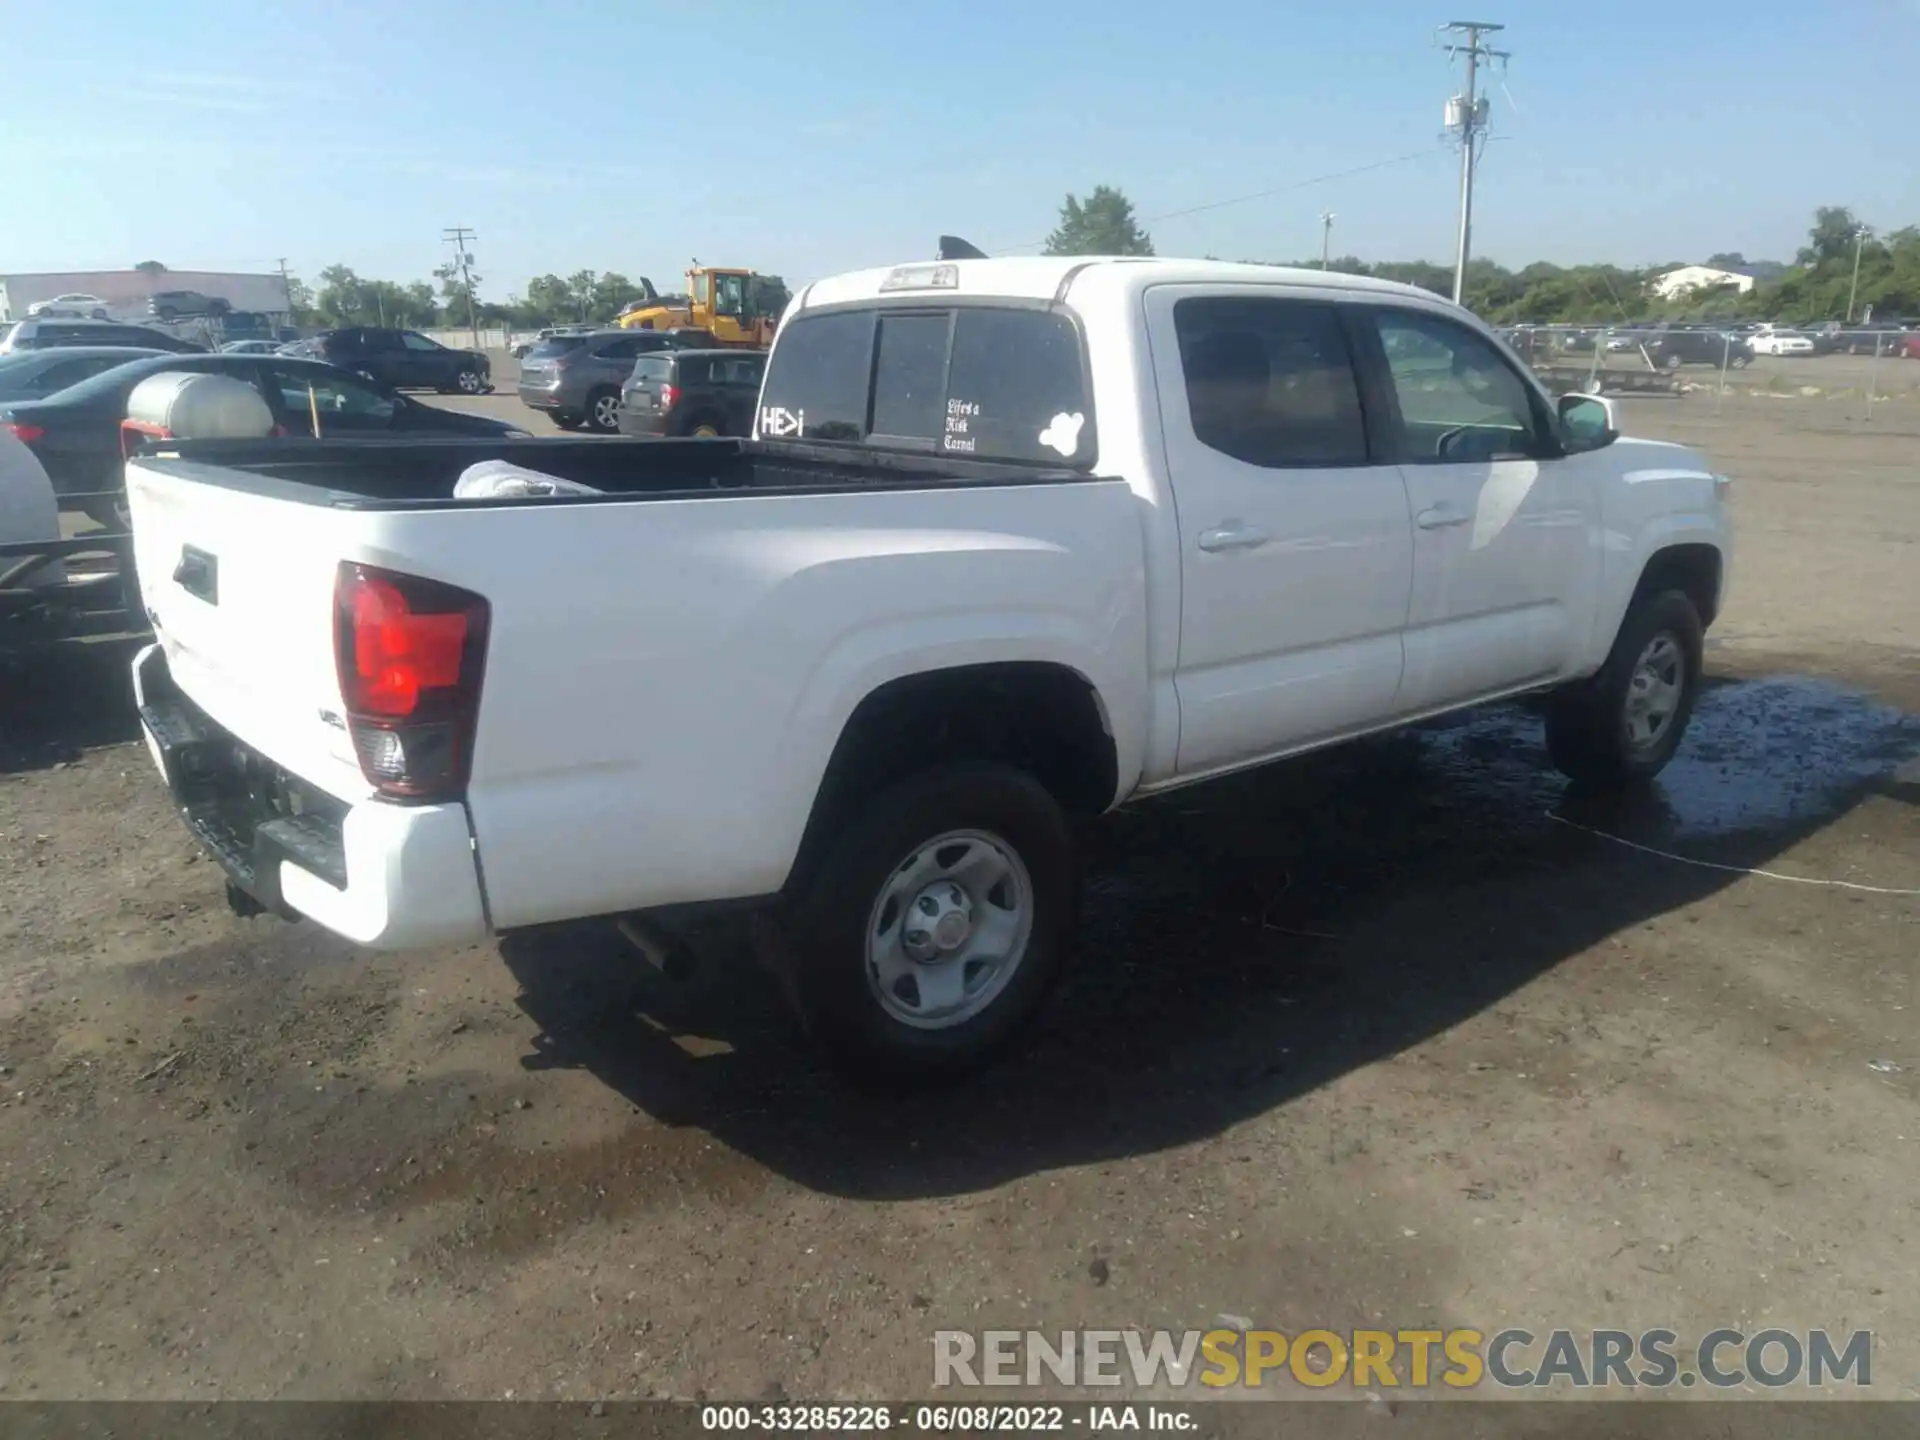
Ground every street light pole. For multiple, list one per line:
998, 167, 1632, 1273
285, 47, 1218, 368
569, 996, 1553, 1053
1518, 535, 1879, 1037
1845, 226, 1866, 324
1320, 212, 1335, 270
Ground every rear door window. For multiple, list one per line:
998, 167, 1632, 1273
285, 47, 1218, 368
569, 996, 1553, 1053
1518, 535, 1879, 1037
757, 305, 1092, 462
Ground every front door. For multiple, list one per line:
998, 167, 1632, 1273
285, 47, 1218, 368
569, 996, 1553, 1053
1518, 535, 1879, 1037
1146, 286, 1415, 777
1357, 306, 1601, 715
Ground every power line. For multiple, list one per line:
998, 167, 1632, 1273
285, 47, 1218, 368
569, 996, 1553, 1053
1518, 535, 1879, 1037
1439, 19, 1512, 305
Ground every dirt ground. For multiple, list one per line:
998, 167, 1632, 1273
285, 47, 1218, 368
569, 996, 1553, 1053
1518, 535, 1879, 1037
1, 388, 1917, 1413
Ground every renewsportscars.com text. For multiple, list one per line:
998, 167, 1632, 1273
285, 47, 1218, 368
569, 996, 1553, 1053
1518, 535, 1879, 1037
933, 1327, 1873, 1391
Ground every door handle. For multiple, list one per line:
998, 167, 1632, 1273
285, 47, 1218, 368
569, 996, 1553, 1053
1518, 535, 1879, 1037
1197, 524, 1270, 553
1416, 504, 1472, 530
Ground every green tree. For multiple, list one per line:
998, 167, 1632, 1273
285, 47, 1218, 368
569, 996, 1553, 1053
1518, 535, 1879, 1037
565, 269, 599, 322
1043, 186, 1154, 256
434, 255, 480, 329
524, 274, 572, 324
1704, 252, 1747, 270
314, 264, 368, 325
1796, 207, 1863, 268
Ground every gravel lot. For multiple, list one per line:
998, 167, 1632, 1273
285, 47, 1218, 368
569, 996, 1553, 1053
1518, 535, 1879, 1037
2, 383, 1917, 1412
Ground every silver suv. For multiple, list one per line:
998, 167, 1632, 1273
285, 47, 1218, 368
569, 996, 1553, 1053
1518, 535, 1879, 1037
515, 329, 686, 432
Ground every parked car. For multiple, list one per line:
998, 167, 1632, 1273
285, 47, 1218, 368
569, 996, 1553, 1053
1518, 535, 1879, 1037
1, 353, 526, 527
1902, 332, 1920, 360
1835, 327, 1904, 356
0, 347, 167, 402
1646, 329, 1754, 368
618, 349, 767, 438
302, 327, 492, 394
220, 339, 284, 355
147, 291, 231, 322
1748, 331, 1815, 357
26, 294, 111, 321
119, 254, 1731, 1084
516, 328, 686, 431
509, 325, 592, 360
0, 319, 206, 357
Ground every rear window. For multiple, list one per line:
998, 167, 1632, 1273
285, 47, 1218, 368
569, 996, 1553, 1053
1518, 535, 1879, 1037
757, 305, 1093, 464
629, 355, 673, 382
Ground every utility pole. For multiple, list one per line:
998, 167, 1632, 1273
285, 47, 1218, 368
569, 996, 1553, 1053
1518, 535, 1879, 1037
1320, 212, 1335, 270
276, 257, 293, 320
1440, 20, 1510, 306
1845, 225, 1866, 324
442, 226, 479, 348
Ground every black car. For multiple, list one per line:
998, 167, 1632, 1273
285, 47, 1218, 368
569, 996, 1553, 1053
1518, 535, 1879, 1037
0, 353, 524, 526
0, 318, 206, 356
304, 327, 492, 394
1645, 328, 1753, 368
0, 347, 167, 402
148, 290, 231, 321
618, 349, 767, 438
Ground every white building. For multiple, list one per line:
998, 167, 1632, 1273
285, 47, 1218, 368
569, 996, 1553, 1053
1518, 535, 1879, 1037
1650, 265, 1758, 302
0, 268, 292, 323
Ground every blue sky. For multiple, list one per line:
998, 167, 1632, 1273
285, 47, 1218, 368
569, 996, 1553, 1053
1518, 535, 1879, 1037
4, 0, 1916, 299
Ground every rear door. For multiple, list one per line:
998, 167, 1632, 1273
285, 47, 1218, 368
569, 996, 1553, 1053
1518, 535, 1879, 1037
1146, 286, 1414, 774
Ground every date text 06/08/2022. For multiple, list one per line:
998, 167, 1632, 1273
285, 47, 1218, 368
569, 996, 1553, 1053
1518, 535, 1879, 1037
699, 1403, 1195, 1432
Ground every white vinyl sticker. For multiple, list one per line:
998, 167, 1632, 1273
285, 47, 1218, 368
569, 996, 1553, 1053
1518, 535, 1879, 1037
760, 405, 804, 438
1038, 411, 1085, 457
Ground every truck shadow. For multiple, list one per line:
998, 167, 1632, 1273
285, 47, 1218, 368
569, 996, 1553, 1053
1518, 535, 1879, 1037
497, 672, 1920, 1201
0, 637, 147, 775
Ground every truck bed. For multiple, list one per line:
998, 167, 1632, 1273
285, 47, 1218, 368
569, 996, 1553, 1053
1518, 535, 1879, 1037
139, 435, 1096, 509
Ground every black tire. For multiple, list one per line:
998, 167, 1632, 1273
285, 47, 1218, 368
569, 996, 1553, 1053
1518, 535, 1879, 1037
685, 415, 723, 438
779, 763, 1078, 1088
1546, 589, 1704, 787
585, 387, 622, 433
454, 368, 486, 396
550, 412, 580, 431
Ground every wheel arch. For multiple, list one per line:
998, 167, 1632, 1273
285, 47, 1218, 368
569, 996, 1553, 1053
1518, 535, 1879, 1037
784, 660, 1120, 897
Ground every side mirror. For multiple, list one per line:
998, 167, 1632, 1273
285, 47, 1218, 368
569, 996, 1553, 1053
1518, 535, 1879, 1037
1557, 392, 1618, 451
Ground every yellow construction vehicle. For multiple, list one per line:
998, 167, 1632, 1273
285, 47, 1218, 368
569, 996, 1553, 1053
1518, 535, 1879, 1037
617, 265, 789, 348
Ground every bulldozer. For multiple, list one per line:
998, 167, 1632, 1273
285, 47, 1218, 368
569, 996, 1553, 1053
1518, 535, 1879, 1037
616, 265, 789, 348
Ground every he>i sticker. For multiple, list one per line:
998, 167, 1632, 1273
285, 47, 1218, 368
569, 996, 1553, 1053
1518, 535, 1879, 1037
1038, 411, 1084, 457
761, 405, 804, 438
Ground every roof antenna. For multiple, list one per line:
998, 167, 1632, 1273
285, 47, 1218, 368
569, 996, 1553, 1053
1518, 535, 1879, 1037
936, 235, 988, 261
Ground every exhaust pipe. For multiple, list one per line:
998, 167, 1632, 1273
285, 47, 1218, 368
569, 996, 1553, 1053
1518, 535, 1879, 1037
615, 914, 698, 981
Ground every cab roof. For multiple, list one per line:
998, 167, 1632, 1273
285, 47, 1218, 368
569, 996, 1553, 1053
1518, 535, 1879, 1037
796, 255, 1451, 312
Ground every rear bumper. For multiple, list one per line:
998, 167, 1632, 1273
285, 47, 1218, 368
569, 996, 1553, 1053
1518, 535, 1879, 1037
516, 385, 567, 411
617, 406, 669, 437
131, 643, 490, 951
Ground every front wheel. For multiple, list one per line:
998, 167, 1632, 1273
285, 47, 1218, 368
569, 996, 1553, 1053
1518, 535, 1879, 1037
455, 368, 486, 395
1546, 589, 1704, 787
779, 763, 1078, 1087
586, 388, 621, 433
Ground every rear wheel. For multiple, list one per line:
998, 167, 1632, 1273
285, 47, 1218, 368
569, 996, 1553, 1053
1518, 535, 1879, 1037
550, 412, 580, 431
587, 388, 622, 433
688, 417, 721, 438
777, 763, 1077, 1087
1546, 589, 1704, 787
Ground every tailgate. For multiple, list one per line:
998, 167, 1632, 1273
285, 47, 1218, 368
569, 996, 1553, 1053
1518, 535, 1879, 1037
126, 460, 370, 802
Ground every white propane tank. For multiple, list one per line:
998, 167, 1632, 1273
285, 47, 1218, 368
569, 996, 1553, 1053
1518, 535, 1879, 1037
124, 371, 276, 444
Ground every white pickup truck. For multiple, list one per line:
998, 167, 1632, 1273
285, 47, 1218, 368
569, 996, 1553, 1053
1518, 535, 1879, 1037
125, 256, 1731, 1083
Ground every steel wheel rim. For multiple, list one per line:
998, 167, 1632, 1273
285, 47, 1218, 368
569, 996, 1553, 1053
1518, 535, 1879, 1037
1625, 631, 1684, 750
593, 395, 620, 429
458, 370, 483, 393
865, 828, 1034, 1031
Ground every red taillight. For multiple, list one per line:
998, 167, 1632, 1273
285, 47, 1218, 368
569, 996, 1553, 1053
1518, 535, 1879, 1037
658, 383, 680, 409
4, 422, 46, 444
333, 563, 489, 801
